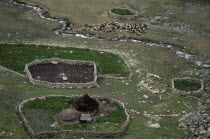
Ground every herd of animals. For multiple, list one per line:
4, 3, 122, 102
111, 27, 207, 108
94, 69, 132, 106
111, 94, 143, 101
74, 22, 148, 35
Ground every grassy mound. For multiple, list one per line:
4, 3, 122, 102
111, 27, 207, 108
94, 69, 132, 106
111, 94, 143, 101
0, 44, 129, 77
111, 9, 134, 16
174, 80, 201, 91
22, 96, 127, 132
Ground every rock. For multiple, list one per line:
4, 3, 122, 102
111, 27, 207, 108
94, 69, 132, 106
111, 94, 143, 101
147, 73, 162, 80
62, 76, 68, 81
199, 130, 206, 134
143, 95, 149, 99
207, 127, 210, 133
59, 108, 81, 121
207, 133, 210, 137
195, 72, 200, 76
182, 111, 186, 114
179, 106, 210, 137
149, 123, 160, 128
60, 73, 65, 76
0, 131, 6, 136
9, 132, 13, 136
50, 122, 59, 128
51, 61, 58, 64
0, 84, 5, 90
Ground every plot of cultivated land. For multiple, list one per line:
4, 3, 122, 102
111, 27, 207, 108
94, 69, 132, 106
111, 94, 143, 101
29, 63, 95, 83
0, 44, 130, 77
1, 0, 210, 139
22, 97, 127, 133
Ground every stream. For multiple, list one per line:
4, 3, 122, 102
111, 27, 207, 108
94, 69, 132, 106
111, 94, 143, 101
2, 0, 210, 68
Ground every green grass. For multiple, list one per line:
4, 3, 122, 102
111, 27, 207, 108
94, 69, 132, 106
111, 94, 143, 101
174, 80, 201, 91
23, 96, 75, 114
23, 108, 55, 132
111, 9, 134, 16
96, 103, 127, 124
22, 97, 127, 132
0, 44, 130, 77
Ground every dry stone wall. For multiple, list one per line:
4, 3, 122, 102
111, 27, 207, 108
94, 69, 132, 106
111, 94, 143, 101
109, 8, 139, 20
172, 77, 204, 97
17, 95, 130, 139
0, 43, 132, 82
24, 58, 98, 89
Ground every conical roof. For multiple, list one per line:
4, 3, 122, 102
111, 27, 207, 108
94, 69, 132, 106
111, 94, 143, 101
73, 94, 99, 112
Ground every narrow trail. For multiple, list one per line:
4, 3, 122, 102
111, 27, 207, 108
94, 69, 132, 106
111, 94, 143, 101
1, 0, 210, 69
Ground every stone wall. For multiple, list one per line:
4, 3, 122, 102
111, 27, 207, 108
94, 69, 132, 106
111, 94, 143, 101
109, 8, 139, 20
0, 43, 132, 82
17, 95, 130, 139
24, 58, 98, 89
172, 77, 204, 97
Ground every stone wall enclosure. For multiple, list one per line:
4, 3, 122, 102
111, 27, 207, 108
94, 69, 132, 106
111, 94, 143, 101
109, 8, 139, 20
17, 95, 130, 139
172, 77, 204, 97
24, 58, 98, 89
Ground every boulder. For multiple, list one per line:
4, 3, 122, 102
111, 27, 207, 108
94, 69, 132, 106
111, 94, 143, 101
149, 123, 160, 128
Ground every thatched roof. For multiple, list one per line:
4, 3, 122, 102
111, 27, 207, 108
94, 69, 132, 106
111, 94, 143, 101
59, 108, 81, 121
73, 94, 99, 112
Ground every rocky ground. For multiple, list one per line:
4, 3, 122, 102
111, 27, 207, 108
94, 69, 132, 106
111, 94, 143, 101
0, 0, 210, 138
179, 104, 210, 138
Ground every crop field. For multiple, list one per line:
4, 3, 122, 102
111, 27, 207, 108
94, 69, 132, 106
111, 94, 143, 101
0, 0, 210, 138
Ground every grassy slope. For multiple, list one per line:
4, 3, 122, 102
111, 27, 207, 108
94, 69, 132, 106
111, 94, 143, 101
17, 0, 210, 61
0, 2, 59, 43
0, 44, 130, 77
0, 1, 209, 139
17, 0, 123, 25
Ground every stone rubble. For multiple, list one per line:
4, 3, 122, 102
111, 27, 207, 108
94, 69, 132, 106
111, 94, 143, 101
179, 105, 210, 138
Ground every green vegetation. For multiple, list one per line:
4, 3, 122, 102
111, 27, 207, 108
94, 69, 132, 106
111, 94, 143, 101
1, 0, 210, 138
23, 97, 75, 114
0, 44, 130, 77
23, 109, 56, 132
96, 103, 127, 124
22, 97, 127, 132
111, 9, 134, 16
174, 80, 201, 91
